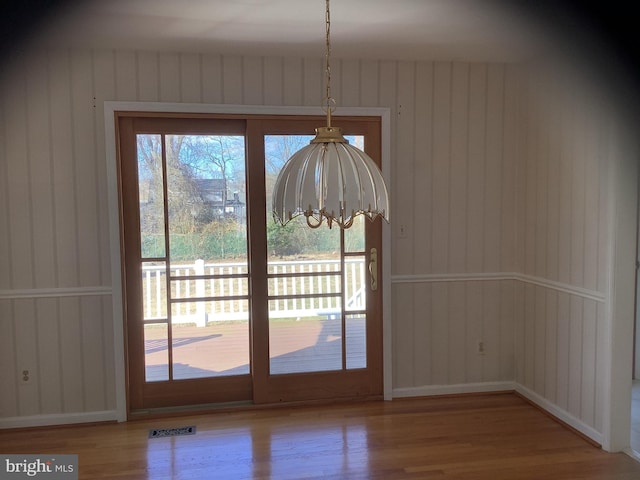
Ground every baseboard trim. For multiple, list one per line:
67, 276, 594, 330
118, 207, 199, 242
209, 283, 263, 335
514, 384, 603, 446
0, 410, 118, 430
392, 381, 515, 398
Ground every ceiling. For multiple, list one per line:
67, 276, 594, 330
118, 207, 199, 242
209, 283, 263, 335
28, 0, 559, 63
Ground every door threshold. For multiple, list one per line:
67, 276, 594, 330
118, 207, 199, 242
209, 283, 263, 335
129, 400, 255, 421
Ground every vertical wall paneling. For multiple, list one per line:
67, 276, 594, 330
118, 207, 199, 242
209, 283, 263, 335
555, 292, 571, 411
93, 50, 116, 286
568, 296, 584, 418
500, 65, 518, 272
430, 283, 449, 385
158, 52, 181, 103
533, 286, 546, 394
570, 96, 586, 288
581, 299, 597, 427
544, 290, 558, 403
431, 62, 450, 273
411, 62, 432, 274
513, 282, 525, 382
596, 120, 609, 295
14, 299, 39, 416
583, 111, 599, 292
180, 53, 202, 103
483, 64, 504, 273
412, 283, 432, 386
50, 49, 79, 288
522, 284, 535, 388
533, 77, 548, 279
392, 284, 413, 388
448, 62, 468, 274
136, 51, 159, 102
80, 296, 107, 412
71, 50, 101, 287
466, 64, 486, 273
556, 85, 572, 285
201, 54, 223, 104
339, 59, 360, 107
59, 297, 84, 413
101, 297, 116, 409
0, 301, 18, 417
328, 59, 342, 109
4, 60, 33, 289
26, 52, 56, 288
483, 281, 501, 381
0, 73, 8, 290
358, 59, 379, 108
222, 55, 243, 104
545, 85, 560, 282
465, 282, 483, 383
36, 298, 62, 414
594, 302, 607, 432
263, 57, 284, 106
114, 50, 137, 101
523, 85, 537, 277
448, 281, 467, 384
499, 280, 515, 380
282, 57, 303, 106
242, 56, 264, 106
394, 61, 415, 273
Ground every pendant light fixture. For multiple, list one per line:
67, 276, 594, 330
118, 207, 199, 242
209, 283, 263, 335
272, 0, 390, 229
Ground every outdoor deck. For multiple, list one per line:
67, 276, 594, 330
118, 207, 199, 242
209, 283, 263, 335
144, 317, 366, 381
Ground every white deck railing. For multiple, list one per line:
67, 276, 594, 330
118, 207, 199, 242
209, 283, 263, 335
142, 258, 366, 326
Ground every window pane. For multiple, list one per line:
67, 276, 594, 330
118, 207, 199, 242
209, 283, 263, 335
137, 134, 166, 259
165, 134, 248, 266
171, 300, 250, 379
269, 304, 343, 375
345, 256, 366, 312
346, 314, 366, 369
142, 261, 167, 321
144, 323, 169, 382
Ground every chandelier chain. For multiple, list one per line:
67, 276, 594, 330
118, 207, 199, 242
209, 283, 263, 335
324, 0, 335, 127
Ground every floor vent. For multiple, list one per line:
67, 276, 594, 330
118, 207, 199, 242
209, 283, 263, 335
149, 426, 196, 438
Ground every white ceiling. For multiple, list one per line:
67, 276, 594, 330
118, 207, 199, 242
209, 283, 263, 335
36, 0, 556, 62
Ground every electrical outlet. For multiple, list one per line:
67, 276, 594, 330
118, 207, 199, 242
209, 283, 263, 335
477, 341, 486, 355
20, 368, 32, 385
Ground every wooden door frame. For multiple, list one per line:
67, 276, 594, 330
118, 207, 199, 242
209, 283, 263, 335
104, 102, 392, 421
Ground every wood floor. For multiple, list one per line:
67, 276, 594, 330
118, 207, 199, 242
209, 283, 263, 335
2, 393, 640, 479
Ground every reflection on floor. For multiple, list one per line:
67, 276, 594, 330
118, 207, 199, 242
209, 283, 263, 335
632, 380, 640, 453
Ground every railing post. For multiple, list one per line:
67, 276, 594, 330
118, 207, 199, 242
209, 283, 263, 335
195, 259, 206, 327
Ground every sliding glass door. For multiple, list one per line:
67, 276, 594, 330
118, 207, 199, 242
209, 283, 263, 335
117, 114, 383, 412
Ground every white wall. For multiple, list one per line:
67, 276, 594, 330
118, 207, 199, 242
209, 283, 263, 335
0, 45, 635, 452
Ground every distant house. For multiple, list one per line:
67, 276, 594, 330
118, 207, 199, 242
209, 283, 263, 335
138, 178, 245, 223
194, 178, 245, 221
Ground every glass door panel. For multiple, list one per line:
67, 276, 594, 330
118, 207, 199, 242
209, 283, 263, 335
135, 131, 250, 384
264, 134, 367, 376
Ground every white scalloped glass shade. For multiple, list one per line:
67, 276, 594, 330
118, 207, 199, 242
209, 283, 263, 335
272, 139, 389, 229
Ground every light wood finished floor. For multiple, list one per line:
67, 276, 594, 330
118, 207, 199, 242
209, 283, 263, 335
2, 393, 640, 479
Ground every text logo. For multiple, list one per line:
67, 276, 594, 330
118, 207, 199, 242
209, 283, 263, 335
0, 455, 77, 479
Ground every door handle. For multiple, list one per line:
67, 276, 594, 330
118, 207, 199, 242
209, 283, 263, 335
369, 248, 378, 291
